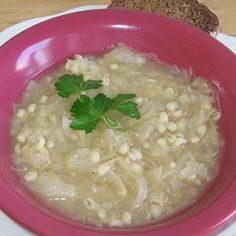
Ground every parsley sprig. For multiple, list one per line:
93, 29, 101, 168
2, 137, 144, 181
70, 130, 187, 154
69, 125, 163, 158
55, 74, 103, 97
55, 74, 140, 133
111, 93, 140, 119
70, 93, 140, 133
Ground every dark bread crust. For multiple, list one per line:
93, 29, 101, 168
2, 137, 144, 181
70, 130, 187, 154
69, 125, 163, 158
108, 0, 220, 35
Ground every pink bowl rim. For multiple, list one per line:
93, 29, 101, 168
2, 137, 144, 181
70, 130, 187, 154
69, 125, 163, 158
0, 8, 236, 236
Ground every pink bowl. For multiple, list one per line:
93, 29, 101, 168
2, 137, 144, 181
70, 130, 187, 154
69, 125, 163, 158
0, 9, 236, 236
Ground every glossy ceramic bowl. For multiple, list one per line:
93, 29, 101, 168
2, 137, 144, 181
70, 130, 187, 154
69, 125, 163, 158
0, 9, 236, 236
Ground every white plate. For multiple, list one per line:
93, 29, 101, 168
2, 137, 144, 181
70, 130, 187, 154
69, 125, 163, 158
0, 5, 235, 236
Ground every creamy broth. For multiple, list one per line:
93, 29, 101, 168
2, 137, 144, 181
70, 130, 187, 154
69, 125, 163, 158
11, 45, 222, 227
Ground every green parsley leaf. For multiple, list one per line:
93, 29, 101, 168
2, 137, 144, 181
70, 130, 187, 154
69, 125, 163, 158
111, 93, 136, 107
92, 93, 113, 116
114, 101, 140, 119
80, 80, 103, 91
70, 94, 113, 133
70, 95, 92, 119
70, 114, 100, 133
111, 93, 140, 119
55, 74, 102, 97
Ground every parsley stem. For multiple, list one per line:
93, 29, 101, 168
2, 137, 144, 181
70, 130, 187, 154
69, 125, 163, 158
102, 115, 125, 130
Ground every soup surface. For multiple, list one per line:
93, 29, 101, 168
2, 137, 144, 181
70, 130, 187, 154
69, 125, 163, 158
11, 45, 222, 227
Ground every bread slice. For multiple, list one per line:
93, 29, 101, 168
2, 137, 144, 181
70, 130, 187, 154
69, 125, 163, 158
108, 0, 220, 35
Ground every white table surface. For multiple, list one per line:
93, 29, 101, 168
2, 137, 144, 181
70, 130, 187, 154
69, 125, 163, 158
0, 5, 235, 236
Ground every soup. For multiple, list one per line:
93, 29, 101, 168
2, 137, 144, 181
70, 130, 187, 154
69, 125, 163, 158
11, 45, 222, 227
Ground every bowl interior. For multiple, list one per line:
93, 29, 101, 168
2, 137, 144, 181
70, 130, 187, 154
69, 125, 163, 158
0, 9, 236, 236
